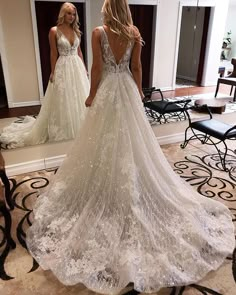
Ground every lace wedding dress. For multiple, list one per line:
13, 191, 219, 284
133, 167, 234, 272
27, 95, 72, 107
0, 28, 89, 148
26, 27, 235, 294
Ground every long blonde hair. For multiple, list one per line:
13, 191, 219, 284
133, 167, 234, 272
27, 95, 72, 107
57, 2, 81, 37
102, 0, 142, 43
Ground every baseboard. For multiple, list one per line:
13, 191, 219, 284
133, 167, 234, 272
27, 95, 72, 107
5, 133, 185, 176
44, 155, 66, 169
200, 80, 218, 87
157, 132, 184, 145
161, 86, 174, 92
8, 100, 41, 108
177, 74, 196, 82
6, 154, 66, 176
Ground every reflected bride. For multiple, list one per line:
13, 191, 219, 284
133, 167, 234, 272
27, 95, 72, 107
0, 2, 89, 149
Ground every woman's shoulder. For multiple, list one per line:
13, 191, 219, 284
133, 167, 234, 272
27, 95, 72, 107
92, 26, 104, 40
131, 25, 140, 36
49, 26, 57, 36
130, 25, 142, 43
93, 26, 103, 34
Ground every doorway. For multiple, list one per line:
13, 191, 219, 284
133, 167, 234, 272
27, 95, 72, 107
176, 6, 211, 88
130, 5, 154, 88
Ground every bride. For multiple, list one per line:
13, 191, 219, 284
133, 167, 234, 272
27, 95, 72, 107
26, 0, 235, 294
0, 2, 89, 148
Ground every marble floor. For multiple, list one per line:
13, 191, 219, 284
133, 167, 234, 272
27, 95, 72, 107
0, 140, 236, 295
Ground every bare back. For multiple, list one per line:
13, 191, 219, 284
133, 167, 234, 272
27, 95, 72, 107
103, 25, 130, 65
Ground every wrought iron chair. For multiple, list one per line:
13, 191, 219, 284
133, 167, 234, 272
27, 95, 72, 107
143, 87, 191, 124
181, 105, 236, 171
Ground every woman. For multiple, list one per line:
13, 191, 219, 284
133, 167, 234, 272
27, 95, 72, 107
0, 2, 89, 148
27, 0, 235, 294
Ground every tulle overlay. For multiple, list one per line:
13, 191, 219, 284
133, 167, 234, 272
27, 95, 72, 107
26, 27, 235, 294
0, 29, 89, 148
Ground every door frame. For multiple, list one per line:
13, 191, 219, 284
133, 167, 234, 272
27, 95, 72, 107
0, 17, 13, 107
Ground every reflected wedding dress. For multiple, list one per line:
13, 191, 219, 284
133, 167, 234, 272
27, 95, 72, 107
0, 28, 89, 148
26, 27, 235, 294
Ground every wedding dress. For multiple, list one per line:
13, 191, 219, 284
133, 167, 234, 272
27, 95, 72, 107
0, 28, 89, 148
26, 27, 235, 294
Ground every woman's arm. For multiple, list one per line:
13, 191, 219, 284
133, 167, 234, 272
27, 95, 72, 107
85, 28, 103, 107
130, 28, 144, 100
48, 27, 58, 82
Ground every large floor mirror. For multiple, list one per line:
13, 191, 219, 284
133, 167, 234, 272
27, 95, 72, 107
0, 0, 234, 173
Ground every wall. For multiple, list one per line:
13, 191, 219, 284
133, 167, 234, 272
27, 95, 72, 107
224, 2, 236, 59
0, 0, 39, 107
201, 0, 229, 85
153, 0, 229, 88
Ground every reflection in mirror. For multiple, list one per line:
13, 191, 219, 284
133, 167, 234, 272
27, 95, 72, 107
0, 1, 89, 150
0, 1, 157, 150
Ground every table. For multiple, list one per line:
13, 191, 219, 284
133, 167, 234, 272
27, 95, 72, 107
194, 98, 227, 114
214, 77, 236, 102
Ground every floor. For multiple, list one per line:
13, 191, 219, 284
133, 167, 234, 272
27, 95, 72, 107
0, 140, 236, 295
0, 85, 234, 119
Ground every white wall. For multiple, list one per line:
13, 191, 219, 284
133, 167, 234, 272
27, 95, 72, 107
201, 0, 229, 86
224, 2, 236, 59
0, 0, 40, 107
152, 0, 230, 89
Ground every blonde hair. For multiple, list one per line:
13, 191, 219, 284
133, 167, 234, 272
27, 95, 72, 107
57, 2, 81, 37
102, 0, 142, 43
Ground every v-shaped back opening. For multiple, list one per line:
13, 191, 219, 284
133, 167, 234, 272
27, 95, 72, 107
102, 26, 129, 65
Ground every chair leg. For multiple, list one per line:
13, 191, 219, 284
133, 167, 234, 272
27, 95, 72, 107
180, 126, 191, 148
214, 80, 220, 98
233, 86, 236, 102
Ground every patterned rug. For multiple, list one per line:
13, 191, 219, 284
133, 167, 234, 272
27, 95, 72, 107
0, 141, 236, 295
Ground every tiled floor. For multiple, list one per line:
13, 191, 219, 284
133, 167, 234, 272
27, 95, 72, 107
0, 140, 235, 295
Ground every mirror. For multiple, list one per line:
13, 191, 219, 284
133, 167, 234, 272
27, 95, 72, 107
0, 0, 232, 154
0, 0, 157, 151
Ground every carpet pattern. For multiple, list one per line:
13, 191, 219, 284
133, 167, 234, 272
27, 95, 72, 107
0, 141, 236, 295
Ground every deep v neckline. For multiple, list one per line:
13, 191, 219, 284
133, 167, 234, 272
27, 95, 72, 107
57, 28, 76, 47
102, 26, 129, 66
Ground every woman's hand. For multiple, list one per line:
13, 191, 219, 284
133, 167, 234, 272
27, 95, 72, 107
85, 96, 94, 107
140, 90, 145, 101
49, 73, 54, 83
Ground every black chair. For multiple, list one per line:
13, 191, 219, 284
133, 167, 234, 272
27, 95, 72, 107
143, 87, 191, 124
181, 105, 236, 171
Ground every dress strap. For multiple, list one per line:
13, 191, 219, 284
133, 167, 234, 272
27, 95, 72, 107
56, 27, 62, 38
